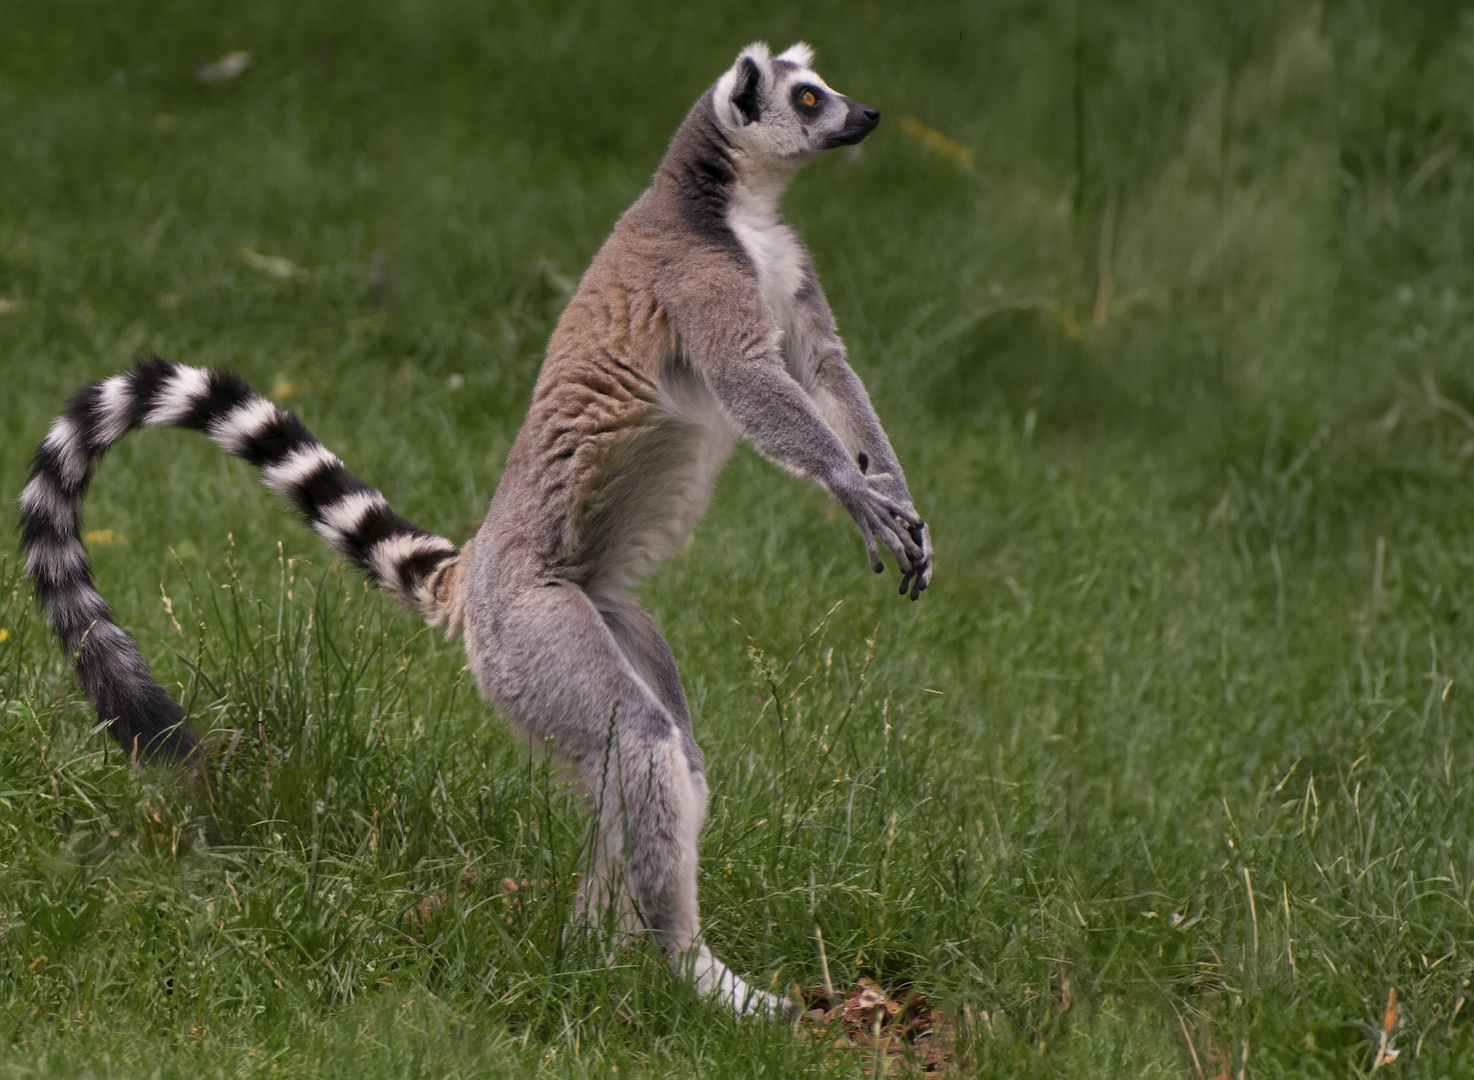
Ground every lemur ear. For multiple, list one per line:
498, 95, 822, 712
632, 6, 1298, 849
714, 43, 772, 129
730, 56, 763, 124
776, 42, 815, 68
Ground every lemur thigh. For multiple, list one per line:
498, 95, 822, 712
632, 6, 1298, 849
595, 591, 706, 781
472, 575, 698, 935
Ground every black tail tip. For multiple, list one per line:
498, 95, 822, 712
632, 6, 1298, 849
123, 720, 203, 766
92, 683, 202, 767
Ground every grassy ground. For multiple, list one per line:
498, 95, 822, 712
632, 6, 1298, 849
3, 0, 1474, 1075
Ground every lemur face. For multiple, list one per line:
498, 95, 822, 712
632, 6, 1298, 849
713, 42, 880, 163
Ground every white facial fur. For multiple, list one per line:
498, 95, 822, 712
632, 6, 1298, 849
711, 41, 865, 165
710, 42, 878, 363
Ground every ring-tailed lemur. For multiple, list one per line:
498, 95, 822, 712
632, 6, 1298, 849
18, 41, 931, 1016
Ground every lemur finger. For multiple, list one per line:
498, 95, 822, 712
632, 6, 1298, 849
912, 522, 934, 574
871, 511, 908, 556
901, 554, 931, 599
862, 483, 917, 522
878, 522, 918, 578
875, 495, 924, 530
890, 516, 926, 565
860, 519, 884, 573
909, 561, 928, 600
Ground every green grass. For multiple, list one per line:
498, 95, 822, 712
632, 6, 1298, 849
4, 0, 1474, 1075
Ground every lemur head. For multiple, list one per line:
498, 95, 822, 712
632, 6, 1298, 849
712, 42, 880, 164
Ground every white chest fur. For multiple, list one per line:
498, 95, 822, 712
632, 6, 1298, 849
727, 185, 805, 329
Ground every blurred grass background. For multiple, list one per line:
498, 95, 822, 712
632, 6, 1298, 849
3, 0, 1474, 1075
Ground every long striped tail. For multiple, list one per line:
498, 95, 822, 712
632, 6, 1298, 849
17, 356, 467, 764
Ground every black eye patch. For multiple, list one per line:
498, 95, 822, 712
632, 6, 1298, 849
791, 84, 824, 116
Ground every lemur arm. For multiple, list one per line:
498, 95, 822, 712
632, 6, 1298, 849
786, 275, 933, 597
801, 346, 910, 492
680, 299, 931, 596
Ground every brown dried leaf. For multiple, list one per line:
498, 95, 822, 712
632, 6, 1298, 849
844, 983, 892, 1026
797, 982, 955, 1074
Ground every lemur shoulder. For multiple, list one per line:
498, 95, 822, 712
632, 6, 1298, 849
19, 41, 931, 1016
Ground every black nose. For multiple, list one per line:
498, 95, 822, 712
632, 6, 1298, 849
823, 98, 881, 148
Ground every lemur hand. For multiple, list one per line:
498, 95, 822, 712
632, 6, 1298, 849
897, 517, 933, 600
835, 469, 932, 600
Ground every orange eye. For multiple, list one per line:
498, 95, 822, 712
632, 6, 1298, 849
801, 90, 816, 107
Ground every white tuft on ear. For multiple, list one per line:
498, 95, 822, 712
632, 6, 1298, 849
738, 41, 774, 68
776, 42, 815, 68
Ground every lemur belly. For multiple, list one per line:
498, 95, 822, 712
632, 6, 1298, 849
579, 419, 733, 594
521, 336, 733, 592
576, 351, 734, 591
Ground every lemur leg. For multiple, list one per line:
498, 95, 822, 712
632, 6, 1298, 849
469, 573, 783, 1016
583, 591, 701, 940
593, 590, 707, 789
